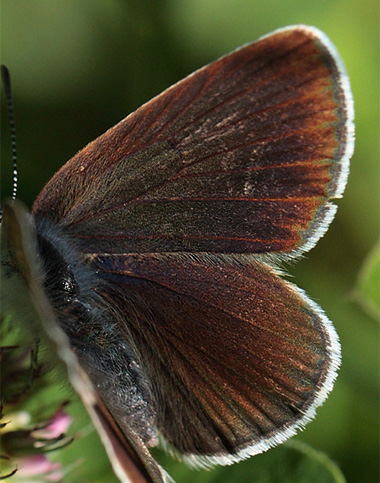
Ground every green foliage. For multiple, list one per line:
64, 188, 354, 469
354, 241, 380, 321
153, 441, 345, 482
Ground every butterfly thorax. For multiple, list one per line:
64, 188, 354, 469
34, 217, 158, 446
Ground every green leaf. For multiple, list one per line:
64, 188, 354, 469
354, 241, 380, 321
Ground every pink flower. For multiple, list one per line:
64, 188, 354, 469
16, 454, 63, 481
32, 408, 71, 440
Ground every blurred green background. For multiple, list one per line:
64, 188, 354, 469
1, 1, 379, 482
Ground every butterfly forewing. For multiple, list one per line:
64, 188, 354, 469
32, 26, 352, 258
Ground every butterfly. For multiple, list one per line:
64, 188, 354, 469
1, 25, 354, 482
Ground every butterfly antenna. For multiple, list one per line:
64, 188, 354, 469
1, 65, 18, 201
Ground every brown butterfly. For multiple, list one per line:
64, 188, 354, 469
1, 25, 354, 482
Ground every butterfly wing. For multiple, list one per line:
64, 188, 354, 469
28, 25, 353, 467
32, 26, 353, 259
87, 251, 339, 466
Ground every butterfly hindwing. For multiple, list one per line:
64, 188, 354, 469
88, 252, 339, 466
